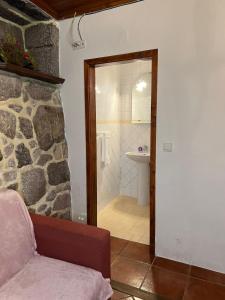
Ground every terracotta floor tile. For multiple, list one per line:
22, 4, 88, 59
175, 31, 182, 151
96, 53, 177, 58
111, 289, 130, 299
111, 237, 129, 255
111, 253, 118, 265
183, 277, 225, 300
112, 256, 149, 288
190, 265, 225, 286
153, 257, 190, 275
120, 241, 154, 264
141, 266, 187, 300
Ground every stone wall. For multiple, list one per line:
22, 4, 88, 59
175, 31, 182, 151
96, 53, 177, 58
0, 73, 71, 219
0, 18, 71, 219
25, 23, 59, 76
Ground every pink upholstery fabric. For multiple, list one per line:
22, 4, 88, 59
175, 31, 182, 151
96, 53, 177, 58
0, 255, 113, 300
0, 189, 36, 288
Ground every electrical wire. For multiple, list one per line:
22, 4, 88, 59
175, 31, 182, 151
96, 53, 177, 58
72, 0, 143, 43
77, 14, 85, 41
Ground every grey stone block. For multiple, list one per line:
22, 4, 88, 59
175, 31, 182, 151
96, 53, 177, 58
16, 143, 33, 168
29, 46, 59, 76
25, 24, 59, 49
47, 161, 70, 186
0, 74, 22, 101
0, 110, 16, 139
0, 20, 24, 47
25, 82, 55, 101
19, 117, 33, 139
33, 106, 65, 151
53, 192, 71, 210
21, 168, 46, 205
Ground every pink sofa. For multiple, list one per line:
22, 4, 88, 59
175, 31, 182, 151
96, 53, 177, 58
0, 189, 113, 299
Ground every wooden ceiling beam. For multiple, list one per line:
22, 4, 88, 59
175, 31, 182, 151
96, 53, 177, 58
31, 0, 142, 20
30, 0, 59, 19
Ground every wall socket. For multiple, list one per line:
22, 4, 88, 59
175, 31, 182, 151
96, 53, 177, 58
72, 40, 86, 50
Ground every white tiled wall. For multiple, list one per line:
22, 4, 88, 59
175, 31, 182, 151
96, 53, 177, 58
96, 60, 151, 209
119, 60, 151, 198
96, 65, 121, 211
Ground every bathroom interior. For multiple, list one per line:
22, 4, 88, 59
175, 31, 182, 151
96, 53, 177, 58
96, 59, 152, 245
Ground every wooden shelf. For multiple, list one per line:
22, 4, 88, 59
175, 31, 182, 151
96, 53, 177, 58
0, 63, 65, 84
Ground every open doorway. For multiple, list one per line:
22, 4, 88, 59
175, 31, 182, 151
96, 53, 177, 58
84, 50, 158, 255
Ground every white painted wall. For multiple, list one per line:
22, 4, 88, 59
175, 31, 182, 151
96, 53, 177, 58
59, 0, 225, 273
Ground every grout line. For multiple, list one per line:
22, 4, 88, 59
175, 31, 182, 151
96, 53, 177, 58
140, 263, 152, 290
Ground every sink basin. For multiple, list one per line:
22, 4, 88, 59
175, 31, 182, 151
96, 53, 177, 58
126, 152, 150, 163
126, 151, 150, 206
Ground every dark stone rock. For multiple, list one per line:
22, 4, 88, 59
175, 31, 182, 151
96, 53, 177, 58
59, 210, 71, 220
53, 193, 71, 210
37, 204, 47, 212
4, 143, 14, 158
21, 168, 46, 205
16, 143, 32, 168
3, 170, 17, 182
33, 106, 65, 151
19, 117, 33, 139
7, 183, 18, 191
37, 154, 52, 166
8, 104, 23, 113
25, 83, 55, 101
0, 7, 29, 26
0, 75, 22, 101
45, 207, 52, 216
48, 161, 70, 186
25, 23, 58, 48
0, 150, 3, 161
0, 20, 24, 47
0, 110, 16, 139
29, 46, 59, 76
46, 190, 57, 202
4, 0, 51, 21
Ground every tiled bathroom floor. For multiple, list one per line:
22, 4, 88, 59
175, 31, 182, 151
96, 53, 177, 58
97, 196, 150, 245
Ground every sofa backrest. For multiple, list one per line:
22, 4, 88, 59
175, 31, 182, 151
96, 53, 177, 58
0, 189, 37, 287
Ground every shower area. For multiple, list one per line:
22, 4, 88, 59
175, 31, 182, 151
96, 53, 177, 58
96, 59, 152, 245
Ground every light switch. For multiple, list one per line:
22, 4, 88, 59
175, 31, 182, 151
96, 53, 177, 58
163, 142, 173, 152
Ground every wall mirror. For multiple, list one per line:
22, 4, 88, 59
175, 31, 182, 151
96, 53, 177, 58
131, 72, 151, 124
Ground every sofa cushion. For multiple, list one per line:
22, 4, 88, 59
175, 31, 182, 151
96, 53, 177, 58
0, 189, 36, 288
0, 255, 113, 300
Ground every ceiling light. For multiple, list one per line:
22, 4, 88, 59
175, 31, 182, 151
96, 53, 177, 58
136, 81, 147, 92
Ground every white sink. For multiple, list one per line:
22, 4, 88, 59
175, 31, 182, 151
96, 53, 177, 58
126, 151, 150, 206
126, 152, 150, 163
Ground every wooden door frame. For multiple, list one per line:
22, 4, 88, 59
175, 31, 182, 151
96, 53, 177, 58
84, 49, 158, 256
